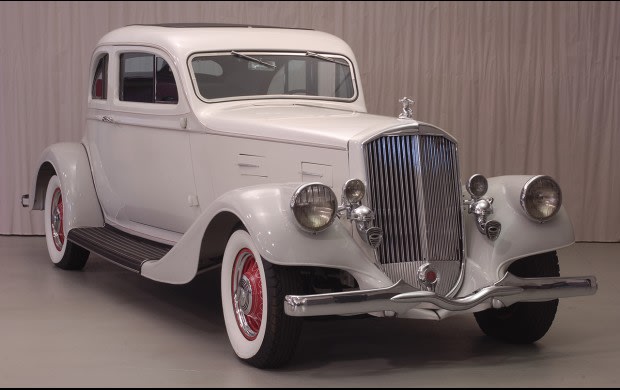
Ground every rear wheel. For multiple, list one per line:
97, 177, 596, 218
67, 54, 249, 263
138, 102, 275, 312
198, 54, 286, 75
474, 251, 560, 344
221, 229, 302, 368
44, 175, 89, 270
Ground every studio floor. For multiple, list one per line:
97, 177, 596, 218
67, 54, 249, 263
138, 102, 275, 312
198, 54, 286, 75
0, 236, 618, 387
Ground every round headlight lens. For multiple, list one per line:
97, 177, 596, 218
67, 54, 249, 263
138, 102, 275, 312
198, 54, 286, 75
291, 183, 337, 232
466, 174, 488, 198
520, 175, 562, 222
342, 179, 365, 204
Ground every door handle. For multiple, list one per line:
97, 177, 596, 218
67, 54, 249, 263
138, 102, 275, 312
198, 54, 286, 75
102, 116, 114, 123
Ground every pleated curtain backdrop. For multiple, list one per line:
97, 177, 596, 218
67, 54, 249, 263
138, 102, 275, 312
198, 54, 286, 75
1, 1, 618, 241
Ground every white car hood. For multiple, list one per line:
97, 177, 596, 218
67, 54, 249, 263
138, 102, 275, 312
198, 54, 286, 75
198, 103, 418, 150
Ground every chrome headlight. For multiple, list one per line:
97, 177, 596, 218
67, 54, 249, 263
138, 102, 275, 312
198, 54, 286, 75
466, 174, 488, 198
520, 175, 562, 222
290, 183, 337, 232
342, 179, 365, 205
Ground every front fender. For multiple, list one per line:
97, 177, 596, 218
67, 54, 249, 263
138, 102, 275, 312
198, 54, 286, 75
458, 175, 575, 296
31, 142, 104, 233
141, 183, 392, 288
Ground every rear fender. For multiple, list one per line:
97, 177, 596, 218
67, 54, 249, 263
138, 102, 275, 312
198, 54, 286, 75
31, 142, 104, 232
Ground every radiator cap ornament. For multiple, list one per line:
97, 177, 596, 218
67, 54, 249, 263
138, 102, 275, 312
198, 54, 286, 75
398, 97, 415, 119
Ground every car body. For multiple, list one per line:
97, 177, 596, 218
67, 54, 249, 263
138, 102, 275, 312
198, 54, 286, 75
25, 24, 597, 368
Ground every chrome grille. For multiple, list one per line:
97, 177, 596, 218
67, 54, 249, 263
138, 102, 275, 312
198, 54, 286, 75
364, 133, 463, 295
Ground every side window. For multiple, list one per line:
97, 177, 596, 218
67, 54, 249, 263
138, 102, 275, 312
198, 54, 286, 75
120, 53, 154, 103
155, 57, 178, 103
120, 53, 178, 104
91, 54, 108, 100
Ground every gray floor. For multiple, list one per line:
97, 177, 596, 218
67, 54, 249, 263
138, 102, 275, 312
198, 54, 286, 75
0, 236, 618, 387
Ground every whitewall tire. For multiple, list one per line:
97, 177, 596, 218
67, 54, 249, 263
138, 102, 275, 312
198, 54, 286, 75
221, 229, 302, 368
44, 175, 89, 270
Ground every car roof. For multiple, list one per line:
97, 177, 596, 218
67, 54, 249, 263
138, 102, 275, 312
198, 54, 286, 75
129, 23, 312, 30
96, 24, 355, 62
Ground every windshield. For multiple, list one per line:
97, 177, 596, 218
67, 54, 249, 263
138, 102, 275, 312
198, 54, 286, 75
189, 52, 356, 101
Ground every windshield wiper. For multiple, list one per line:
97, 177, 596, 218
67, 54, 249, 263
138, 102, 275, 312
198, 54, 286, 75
231, 51, 276, 69
305, 51, 348, 66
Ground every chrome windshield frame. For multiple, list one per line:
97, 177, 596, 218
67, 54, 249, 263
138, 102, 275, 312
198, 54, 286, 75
187, 50, 359, 104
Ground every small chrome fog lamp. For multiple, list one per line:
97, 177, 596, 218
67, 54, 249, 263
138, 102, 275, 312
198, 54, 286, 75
338, 179, 382, 248
342, 179, 365, 205
466, 174, 488, 198
464, 174, 501, 241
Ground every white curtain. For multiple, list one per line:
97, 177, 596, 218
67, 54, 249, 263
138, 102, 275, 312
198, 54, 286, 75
1, 1, 618, 241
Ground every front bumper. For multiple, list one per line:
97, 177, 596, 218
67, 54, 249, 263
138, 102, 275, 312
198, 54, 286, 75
284, 272, 597, 317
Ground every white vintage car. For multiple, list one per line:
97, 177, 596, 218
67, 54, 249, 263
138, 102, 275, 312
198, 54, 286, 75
25, 23, 597, 368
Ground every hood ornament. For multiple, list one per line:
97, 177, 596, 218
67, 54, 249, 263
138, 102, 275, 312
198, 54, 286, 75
398, 97, 415, 120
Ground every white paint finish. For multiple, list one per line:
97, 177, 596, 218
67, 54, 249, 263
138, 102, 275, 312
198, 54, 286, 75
187, 194, 199, 207
98, 26, 357, 67
199, 104, 404, 150
87, 121, 200, 234
301, 162, 333, 187
85, 45, 199, 235
97, 25, 367, 113
237, 154, 267, 177
141, 183, 393, 290
31, 143, 104, 233
192, 133, 349, 202
457, 175, 575, 297
75, 26, 580, 305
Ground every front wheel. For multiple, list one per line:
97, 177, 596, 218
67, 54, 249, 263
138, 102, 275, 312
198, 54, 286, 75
474, 251, 560, 344
221, 229, 302, 368
44, 175, 89, 270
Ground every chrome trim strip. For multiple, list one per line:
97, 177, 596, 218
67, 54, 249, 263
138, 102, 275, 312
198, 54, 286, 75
284, 273, 598, 317
362, 122, 457, 145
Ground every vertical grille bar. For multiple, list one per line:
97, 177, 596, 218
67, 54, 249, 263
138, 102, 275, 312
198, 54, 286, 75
364, 133, 463, 295
418, 136, 463, 262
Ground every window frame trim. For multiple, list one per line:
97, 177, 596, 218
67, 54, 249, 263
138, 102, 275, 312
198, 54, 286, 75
187, 50, 359, 104
118, 51, 179, 105
91, 54, 109, 100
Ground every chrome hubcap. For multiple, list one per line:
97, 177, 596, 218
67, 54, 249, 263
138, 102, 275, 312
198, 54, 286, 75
236, 276, 253, 314
232, 248, 263, 341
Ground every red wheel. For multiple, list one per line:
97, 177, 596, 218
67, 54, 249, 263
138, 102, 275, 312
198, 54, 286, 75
44, 175, 89, 270
231, 248, 264, 341
50, 187, 65, 251
221, 229, 302, 368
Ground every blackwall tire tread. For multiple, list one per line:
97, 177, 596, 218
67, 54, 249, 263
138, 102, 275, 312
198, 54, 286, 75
55, 242, 90, 270
244, 261, 303, 368
474, 251, 560, 344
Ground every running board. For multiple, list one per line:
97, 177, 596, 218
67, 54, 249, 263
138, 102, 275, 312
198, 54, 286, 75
67, 225, 172, 273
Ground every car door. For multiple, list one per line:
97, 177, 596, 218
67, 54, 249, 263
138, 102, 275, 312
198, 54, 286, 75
87, 46, 200, 238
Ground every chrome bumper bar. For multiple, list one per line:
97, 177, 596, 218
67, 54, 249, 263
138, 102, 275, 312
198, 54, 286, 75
284, 272, 597, 317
